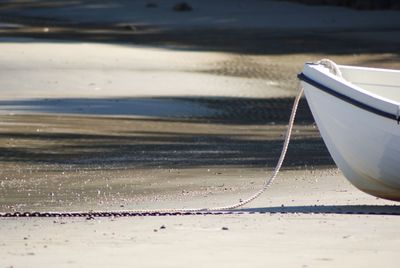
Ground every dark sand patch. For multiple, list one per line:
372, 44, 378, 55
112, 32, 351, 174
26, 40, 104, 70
0, 113, 331, 212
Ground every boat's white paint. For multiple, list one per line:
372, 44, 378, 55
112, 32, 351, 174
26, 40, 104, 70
340, 65, 400, 102
301, 64, 400, 201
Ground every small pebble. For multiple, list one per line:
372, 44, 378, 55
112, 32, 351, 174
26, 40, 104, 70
222, 227, 229, 231
146, 2, 158, 8
160, 225, 166, 229
121, 24, 137, 31
173, 2, 192, 12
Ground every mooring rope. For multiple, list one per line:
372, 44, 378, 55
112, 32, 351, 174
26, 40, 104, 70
0, 60, 347, 217
118, 85, 305, 213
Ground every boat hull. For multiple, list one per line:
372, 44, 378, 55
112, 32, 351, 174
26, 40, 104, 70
301, 70, 400, 201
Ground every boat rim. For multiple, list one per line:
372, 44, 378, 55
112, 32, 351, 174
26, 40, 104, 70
298, 63, 400, 124
298, 72, 399, 123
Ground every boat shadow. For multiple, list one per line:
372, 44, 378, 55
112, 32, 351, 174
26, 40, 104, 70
237, 205, 400, 216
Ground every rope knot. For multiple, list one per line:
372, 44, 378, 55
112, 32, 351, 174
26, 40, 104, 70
317, 59, 342, 78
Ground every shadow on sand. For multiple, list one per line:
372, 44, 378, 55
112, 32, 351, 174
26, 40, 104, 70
0, 96, 314, 124
0, 1, 399, 56
2, 25, 400, 56
238, 205, 400, 216
0, 96, 334, 169
0, 132, 333, 168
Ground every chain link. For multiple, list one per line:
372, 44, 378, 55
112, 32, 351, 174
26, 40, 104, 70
2, 209, 400, 218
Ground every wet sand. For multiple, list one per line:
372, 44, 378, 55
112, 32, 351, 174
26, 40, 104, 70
1, 1, 400, 267
0, 112, 327, 212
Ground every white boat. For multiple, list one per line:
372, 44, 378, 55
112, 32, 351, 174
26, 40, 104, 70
298, 61, 400, 201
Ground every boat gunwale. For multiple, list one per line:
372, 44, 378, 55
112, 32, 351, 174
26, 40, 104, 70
298, 72, 399, 123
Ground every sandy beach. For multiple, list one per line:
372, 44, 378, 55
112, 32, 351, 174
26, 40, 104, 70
1, 0, 400, 267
